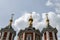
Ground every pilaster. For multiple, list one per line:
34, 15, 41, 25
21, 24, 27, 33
46, 31, 49, 40
6, 32, 10, 40
0, 32, 4, 40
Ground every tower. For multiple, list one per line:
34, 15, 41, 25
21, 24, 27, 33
0, 14, 16, 40
42, 14, 58, 40
18, 14, 41, 40
0, 29, 1, 39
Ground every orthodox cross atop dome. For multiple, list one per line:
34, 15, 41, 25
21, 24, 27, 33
9, 14, 14, 26
28, 14, 33, 27
46, 14, 49, 27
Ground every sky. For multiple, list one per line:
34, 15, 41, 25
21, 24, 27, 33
0, 0, 60, 40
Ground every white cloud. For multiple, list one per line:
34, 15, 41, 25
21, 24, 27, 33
46, 0, 60, 14
13, 12, 41, 32
14, 12, 60, 40
46, 0, 53, 6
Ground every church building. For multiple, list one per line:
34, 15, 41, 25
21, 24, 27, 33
0, 13, 58, 40
0, 14, 16, 40
18, 14, 42, 40
42, 14, 58, 40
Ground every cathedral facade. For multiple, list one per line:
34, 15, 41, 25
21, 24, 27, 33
0, 14, 58, 40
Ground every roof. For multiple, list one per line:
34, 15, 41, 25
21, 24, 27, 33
18, 27, 41, 36
1, 25, 16, 33
41, 24, 58, 34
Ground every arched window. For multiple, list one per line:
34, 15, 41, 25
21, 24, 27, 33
44, 32, 47, 40
36, 35, 40, 40
3, 32, 7, 40
26, 34, 31, 40
9, 33, 12, 40
49, 32, 53, 40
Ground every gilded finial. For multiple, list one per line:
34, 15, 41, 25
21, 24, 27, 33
46, 14, 49, 26
29, 14, 33, 27
9, 14, 14, 25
